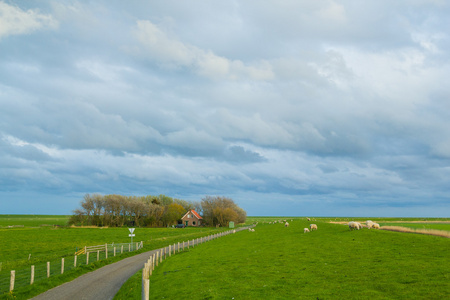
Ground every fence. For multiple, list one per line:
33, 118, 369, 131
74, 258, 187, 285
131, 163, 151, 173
141, 226, 252, 300
0, 241, 143, 294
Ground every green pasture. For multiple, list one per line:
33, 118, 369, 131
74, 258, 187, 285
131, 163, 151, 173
116, 219, 450, 299
0, 223, 231, 299
0, 215, 70, 227
380, 223, 450, 231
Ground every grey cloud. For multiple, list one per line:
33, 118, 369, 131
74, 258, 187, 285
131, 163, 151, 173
1, 0, 449, 216
223, 145, 266, 164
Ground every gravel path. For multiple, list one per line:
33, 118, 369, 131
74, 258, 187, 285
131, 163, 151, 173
30, 227, 251, 300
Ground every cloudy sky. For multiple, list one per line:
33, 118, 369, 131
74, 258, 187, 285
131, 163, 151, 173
1, 1, 449, 217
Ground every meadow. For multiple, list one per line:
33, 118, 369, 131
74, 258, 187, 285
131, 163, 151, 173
0, 215, 231, 299
0, 215, 70, 227
116, 218, 450, 299
1, 216, 449, 299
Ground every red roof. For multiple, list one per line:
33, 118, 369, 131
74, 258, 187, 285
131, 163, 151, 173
182, 209, 202, 220
191, 209, 202, 219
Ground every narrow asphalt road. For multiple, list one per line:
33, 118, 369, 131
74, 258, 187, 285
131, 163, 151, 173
30, 227, 250, 300
30, 248, 160, 300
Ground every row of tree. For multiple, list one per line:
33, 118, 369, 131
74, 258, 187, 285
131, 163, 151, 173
69, 194, 246, 227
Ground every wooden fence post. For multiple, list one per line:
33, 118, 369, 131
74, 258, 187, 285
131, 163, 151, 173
152, 254, 156, 271
129, 244, 131, 252
142, 268, 149, 300
86, 252, 89, 265
114, 247, 116, 257
74, 255, 77, 267
160, 249, 163, 263
105, 244, 108, 259
149, 258, 153, 276
97, 251, 100, 261
10, 270, 15, 292
47, 262, 50, 278
178, 242, 180, 253
187, 240, 190, 249
30, 266, 35, 285
121, 245, 124, 254
61, 258, 64, 274
169, 245, 171, 257
156, 251, 159, 267
136, 242, 138, 250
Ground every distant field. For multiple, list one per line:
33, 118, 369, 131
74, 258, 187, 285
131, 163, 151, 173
380, 222, 450, 231
0, 215, 70, 227
116, 218, 450, 299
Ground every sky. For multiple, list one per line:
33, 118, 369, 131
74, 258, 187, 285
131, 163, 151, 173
1, 0, 449, 217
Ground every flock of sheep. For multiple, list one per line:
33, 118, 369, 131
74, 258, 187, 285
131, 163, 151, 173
251, 218, 381, 233
348, 220, 381, 230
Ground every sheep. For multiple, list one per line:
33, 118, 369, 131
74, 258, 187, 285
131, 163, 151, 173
366, 220, 374, 229
248, 228, 255, 232
372, 223, 380, 229
307, 217, 311, 221
310, 224, 318, 231
304, 228, 310, 233
285, 222, 289, 227
348, 221, 361, 230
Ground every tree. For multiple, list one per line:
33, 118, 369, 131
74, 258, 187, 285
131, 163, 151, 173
201, 196, 246, 226
162, 203, 185, 227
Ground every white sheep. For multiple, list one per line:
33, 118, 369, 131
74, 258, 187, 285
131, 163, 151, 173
285, 222, 289, 227
307, 217, 311, 221
309, 224, 318, 231
366, 220, 374, 229
372, 223, 380, 229
348, 221, 361, 230
304, 228, 310, 233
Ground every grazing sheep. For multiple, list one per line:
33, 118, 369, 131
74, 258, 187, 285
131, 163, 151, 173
285, 222, 289, 227
372, 223, 380, 229
366, 220, 374, 229
307, 217, 311, 221
310, 224, 318, 231
348, 221, 361, 230
304, 228, 310, 233
248, 228, 255, 232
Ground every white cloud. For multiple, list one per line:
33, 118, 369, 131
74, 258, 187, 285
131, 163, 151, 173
133, 20, 274, 80
0, 2, 57, 39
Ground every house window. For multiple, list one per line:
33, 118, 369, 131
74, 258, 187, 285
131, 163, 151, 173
193, 221, 196, 225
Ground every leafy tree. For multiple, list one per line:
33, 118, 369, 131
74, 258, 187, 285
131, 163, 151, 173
201, 196, 246, 226
162, 203, 185, 227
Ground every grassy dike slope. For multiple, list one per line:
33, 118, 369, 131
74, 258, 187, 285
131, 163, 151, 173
116, 220, 449, 299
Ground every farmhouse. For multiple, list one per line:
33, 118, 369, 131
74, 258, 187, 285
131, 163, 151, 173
181, 209, 203, 227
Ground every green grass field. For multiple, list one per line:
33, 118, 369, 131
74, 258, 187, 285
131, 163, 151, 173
116, 218, 450, 299
0, 215, 70, 227
1, 216, 449, 299
0, 215, 232, 299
